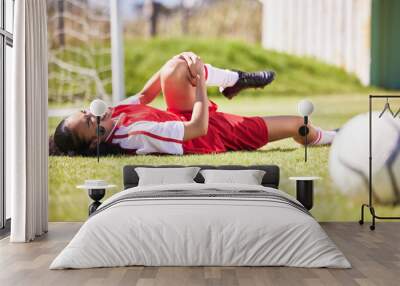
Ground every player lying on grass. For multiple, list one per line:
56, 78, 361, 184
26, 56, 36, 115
50, 52, 336, 156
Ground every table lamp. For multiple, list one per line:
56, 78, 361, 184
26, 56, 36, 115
297, 100, 314, 162
89, 99, 108, 162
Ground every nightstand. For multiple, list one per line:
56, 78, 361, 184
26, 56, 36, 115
289, 177, 321, 210
77, 181, 116, 215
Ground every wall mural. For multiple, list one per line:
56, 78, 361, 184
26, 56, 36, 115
47, 0, 400, 222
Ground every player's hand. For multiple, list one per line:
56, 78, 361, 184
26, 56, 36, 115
177, 52, 204, 86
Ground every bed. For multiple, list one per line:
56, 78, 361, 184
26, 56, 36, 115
50, 165, 350, 269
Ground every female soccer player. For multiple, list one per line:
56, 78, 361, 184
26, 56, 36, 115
50, 52, 336, 156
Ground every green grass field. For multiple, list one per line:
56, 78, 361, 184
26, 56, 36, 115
49, 93, 400, 222
123, 38, 372, 96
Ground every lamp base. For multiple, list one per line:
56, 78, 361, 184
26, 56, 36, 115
296, 180, 313, 210
88, 188, 105, 215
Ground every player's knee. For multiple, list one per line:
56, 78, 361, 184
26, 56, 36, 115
161, 58, 188, 81
165, 58, 188, 74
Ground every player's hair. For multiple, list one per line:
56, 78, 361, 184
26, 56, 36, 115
51, 118, 90, 156
50, 118, 124, 156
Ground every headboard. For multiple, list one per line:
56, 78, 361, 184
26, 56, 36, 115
123, 165, 280, 189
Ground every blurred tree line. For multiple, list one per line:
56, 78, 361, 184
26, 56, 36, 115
126, 0, 262, 43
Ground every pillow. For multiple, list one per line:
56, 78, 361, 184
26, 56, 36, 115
135, 167, 201, 186
200, 169, 266, 185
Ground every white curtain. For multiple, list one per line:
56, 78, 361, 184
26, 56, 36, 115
9, 0, 48, 242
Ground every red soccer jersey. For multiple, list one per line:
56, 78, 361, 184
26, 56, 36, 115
106, 102, 268, 155
105, 104, 185, 155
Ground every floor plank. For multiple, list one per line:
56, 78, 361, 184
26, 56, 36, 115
0, 222, 399, 286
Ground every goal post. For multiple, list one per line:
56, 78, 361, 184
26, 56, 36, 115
110, 0, 125, 104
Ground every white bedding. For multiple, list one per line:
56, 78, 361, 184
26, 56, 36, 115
50, 183, 351, 269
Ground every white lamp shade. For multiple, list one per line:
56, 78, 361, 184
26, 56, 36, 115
298, 99, 314, 116
89, 99, 107, 117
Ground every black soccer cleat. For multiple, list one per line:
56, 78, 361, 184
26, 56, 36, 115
221, 70, 276, 99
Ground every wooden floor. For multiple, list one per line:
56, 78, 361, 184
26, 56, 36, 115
0, 222, 399, 286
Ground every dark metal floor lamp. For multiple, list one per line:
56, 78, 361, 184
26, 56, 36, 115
359, 95, 400, 230
90, 99, 107, 162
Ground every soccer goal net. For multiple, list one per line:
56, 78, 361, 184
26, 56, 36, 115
47, 0, 112, 106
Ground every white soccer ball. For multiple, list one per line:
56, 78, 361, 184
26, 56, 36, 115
329, 112, 400, 204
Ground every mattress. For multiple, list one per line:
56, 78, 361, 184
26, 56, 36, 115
50, 183, 351, 269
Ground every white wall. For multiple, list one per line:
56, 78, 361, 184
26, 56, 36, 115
261, 0, 371, 85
